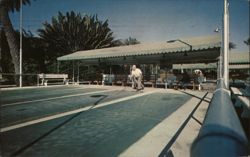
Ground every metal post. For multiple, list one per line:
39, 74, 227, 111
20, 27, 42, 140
72, 60, 75, 83
109, 66, 111, 75
57, 61, 60, 73
77, 61, 79, 83
223, 0, 229, 89
19, 0, 23, 87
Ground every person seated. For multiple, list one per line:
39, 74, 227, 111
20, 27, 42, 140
195, 69, 204, 90
180, 70, 191, 90
167, 70, 177, 88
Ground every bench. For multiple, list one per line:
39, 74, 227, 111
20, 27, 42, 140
102, 74, 115, 85
112, 75, 127, 86
231, 87, 250, 118
231, 87, 244, 105
38, 74, 68, 86
231, 85, 250, 138
231, 87, 243, 95
237, 96, 250, 118
143, 74, 156, 88
77, 81, 91, 85
156, 78, 166, 88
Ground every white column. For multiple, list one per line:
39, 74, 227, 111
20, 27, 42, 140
223, 0, 229, 89
72, 60, 75, 83
77, 61, 79, 83
19, 0, 23, 87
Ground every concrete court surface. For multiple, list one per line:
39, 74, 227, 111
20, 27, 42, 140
0, 85, 211, 157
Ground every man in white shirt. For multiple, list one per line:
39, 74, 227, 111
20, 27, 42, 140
131, 65, 144, 91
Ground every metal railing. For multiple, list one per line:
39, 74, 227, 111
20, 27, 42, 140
0, 73, 70, 87
0, 73, 38, 87
190, 79, 249, 157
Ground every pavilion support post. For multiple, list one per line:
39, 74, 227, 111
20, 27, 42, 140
57, 61, 60, 73
77, 61, 79, 83
109, 66, 112, 75
72, 60, 75, 83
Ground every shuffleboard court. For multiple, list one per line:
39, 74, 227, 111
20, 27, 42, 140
0, 88, 137, 128
1, 86, 106, 105
0, 87, 209, 157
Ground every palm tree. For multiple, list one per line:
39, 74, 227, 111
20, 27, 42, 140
229, 42, 236, 50
38, 11, 114, 58
112, 37, 140, 46
244, 38, 250, 46
0, 0, 31, 82
124, 37, 140, 45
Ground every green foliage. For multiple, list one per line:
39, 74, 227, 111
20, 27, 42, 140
244, 38, 250, 46
0, 0, 31, 12
22, 30, 47, 73
229, 42, 236, 50
0, 29, 14, 73
38, 11, 115, 58
0, 29, 47, 73
112, 37, 140, 46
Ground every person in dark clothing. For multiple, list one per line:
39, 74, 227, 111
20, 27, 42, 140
180, 71, 190, 90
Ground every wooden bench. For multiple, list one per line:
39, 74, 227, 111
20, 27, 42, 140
231, 87, 244, 105
231, 87, 243, 95
77, 81, 91, 85
143, 74, 156, 88
231, 87, 250, 118
237, 96, 250, 118
38, 74, 68, 86
231, 85, 250, 137
102, 74, 115, 85
156, 79, 166, 88
112, 75, 127, 86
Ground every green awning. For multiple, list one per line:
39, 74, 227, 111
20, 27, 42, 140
229, 52, 250, 64
173, 51, 250, 70
173, 63, 217, 69
57, 35, 221, 62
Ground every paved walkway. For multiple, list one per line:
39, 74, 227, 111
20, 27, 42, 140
0, 85, 211, 157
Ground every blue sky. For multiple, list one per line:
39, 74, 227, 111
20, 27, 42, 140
10, 0, 249, 52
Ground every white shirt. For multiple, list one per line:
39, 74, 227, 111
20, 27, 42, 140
131, 68, 142, 78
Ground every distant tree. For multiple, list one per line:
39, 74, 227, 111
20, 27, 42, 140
38, 11, 115, 61
124, 37, 140, 45
1, 29, 47, 74
229, 42, 236, 50
112, 37, 140, 46
22, 30, 47, 73
0, 0, 31, 80
244, 38, 250, 46
0, 28, 13, 73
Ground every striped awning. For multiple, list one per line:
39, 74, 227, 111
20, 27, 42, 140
229, 52, 250, 64
57, 35, 221, 63
173, 63, 217, 69
173, 51, 250, 70
229, 64, 250, 69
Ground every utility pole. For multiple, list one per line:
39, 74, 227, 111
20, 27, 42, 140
19, 0, 23, 87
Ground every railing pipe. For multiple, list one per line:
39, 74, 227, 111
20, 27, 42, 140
191, 79, 249, 157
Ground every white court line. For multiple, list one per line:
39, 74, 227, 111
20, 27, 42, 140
118, 96, 203, 157
1, 84, 70, 91
0, 90, 155, 133
2, 89, 117, 107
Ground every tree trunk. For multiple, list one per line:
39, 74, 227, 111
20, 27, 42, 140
0, 28, 2, 73
0, 5, 20, 83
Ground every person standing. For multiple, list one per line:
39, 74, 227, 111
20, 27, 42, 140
131, 65, 144, 91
